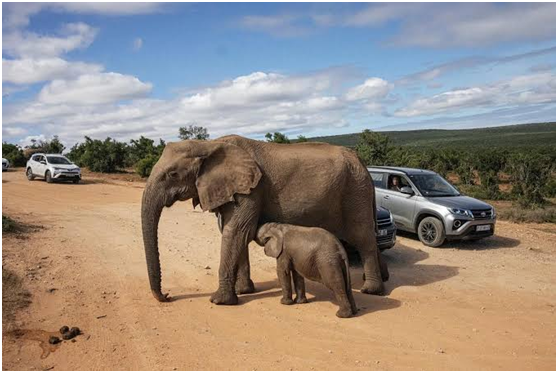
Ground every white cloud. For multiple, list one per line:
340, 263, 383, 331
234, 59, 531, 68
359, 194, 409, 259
3, 70, 367, 144
132, 37, 143, 51
3, 23, 98, 59
385, 3, 555, 47
2, 126, 27, 137
246, 3, 555, 47
345, 78, 392, 101
397, 47, 556, 85
3, 2, 164, 29
37, 73, 153, 105
395, 72, 556, 117
3, 58, 103, 85
239, 14, 312, 37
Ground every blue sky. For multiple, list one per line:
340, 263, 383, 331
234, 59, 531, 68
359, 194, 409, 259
2, 2, 556, 146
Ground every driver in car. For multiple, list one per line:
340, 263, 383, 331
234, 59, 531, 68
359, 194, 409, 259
390, 175, 402, 192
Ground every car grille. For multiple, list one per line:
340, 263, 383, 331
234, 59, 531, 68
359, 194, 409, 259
471, 209, 493, 220
377, 230, 395, 244
377, 217, 391, 228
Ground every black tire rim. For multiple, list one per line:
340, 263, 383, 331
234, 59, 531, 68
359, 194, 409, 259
27, 169, 32, 178
46, 172, 51, 181
420, 222, 437, 243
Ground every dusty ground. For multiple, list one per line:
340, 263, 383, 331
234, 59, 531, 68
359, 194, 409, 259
2, 168, 556, 370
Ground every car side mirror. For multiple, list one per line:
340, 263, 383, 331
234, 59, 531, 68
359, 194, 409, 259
400, 186, 414, 195
40, 160, 46, 165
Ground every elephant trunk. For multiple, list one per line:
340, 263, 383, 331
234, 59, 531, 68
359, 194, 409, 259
141, 178, 170, 302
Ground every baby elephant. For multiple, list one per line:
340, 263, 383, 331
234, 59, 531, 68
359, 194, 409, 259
255, 223, 357, 318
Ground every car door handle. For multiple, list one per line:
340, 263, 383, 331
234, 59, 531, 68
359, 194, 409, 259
383, 195, 389, 199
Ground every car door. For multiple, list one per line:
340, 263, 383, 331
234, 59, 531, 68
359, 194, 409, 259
34, 155, 46, 176
383, 174, 418, 230
369, 171, 389, 209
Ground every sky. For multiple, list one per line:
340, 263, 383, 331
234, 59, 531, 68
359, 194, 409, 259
2, 2, 556, 147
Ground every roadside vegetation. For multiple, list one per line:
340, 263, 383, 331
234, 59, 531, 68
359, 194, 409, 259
3, 123, 555, 222
2, 215, 21, 233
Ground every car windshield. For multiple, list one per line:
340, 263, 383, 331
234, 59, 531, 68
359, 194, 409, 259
409, 174, 460, 197
47, 156, 72, 165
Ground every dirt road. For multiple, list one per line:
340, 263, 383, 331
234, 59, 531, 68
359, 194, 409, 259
2, 169, 555, 370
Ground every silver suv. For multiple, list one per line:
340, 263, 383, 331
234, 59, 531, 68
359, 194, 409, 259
26, 153, 81, 184
368, 166, 496, 247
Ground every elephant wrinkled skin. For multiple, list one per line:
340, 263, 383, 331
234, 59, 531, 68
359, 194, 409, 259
256, 223, 358, 318
141, 135, 388, 305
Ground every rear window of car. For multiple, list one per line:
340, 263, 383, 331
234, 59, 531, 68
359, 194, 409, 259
370, 172, 386, 189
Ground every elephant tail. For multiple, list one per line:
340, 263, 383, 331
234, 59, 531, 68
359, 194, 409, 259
339, 246, 352, 296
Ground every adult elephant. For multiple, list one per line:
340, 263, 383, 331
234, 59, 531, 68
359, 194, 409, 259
141, 135, 388, 305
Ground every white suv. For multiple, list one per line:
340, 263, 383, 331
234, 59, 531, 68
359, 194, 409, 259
26, 153, 81, 184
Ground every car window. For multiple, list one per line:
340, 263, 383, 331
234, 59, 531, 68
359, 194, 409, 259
369, 172, 386, 189
387, 174, 411, 192
47, 156, 71, 165
32, 155, 40, 161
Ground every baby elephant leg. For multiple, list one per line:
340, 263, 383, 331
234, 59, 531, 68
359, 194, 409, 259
292, 270, 308, 304
324, 270, 354, 318
276, 265, 294, 305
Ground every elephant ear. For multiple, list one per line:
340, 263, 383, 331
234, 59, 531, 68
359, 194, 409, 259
264, 231, 284, 259
195, 142, 262, 212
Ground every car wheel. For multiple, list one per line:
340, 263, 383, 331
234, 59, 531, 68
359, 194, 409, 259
73, 178, 80, 184
45, 170, 53, 183
418, 217, 446, 247
26, 168, 35, 181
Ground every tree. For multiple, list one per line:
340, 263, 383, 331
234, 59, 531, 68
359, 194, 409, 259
178, 125, 209, 140
128, 136, 166, 177
475, 150, 507, 200
128, 136, 165, 166
265, 132, 291, 144
2, 142, 26, 167
44, 135, 65, 154
507, 153, 553, 208
66, 137, 128, 173
296, 135, 308, 143
355, 130, 392, 166
22, 135, 65, 154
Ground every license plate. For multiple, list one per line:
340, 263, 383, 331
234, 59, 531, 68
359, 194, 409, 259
378, 229, 388, 236
476, 225, 491, 232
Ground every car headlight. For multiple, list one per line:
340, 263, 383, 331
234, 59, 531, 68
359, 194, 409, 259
491, 207, 496, 218
53, 167, 64, 171
448, 207, 473, 218
389, 211, 394, 223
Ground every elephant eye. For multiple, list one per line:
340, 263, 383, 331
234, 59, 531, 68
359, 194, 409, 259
167, 171, 178, 179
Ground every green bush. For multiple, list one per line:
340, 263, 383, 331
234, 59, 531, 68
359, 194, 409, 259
67, 137, 128, 173
265, 132, 291, 144
136, 155, 160, 178
2, 215, 19, 233
355, 130, 392, 165
507, 153, 554, 208
2, 143, 26, 167
179, 125, 209, 140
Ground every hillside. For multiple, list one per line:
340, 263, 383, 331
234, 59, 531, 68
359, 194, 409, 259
308, 122, 556, 148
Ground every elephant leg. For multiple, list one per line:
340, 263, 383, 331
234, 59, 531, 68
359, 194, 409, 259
277, 267, 294, 305
324, 271, 353, 318
210, 196, 260, 305
351, 232, 385, 295
292, 270, 308, 304
235, 247, 255, 294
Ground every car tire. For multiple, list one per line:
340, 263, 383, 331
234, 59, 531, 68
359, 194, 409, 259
73, 178, 80, 184
26, 168, 35, 181
418, 217, 446, 247
45, 170, 53, 183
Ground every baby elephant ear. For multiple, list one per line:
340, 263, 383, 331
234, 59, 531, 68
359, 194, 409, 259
196, 142, 262, 212
264, 229, 284, 259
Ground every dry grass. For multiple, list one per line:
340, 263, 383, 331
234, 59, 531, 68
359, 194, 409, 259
491, 200, 556, 223
2, 267, 31, 331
